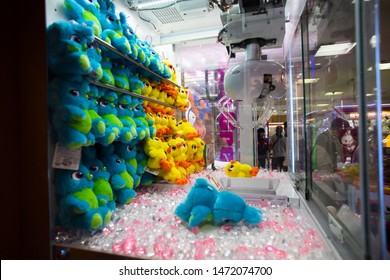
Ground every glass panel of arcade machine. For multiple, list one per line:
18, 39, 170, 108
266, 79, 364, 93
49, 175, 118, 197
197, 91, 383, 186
291, 0, 388, 258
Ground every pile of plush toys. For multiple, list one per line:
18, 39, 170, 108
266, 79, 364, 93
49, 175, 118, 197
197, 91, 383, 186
47, 0, 205, 231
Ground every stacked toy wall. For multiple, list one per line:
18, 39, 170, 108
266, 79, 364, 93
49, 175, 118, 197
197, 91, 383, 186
46, 0, 206, 232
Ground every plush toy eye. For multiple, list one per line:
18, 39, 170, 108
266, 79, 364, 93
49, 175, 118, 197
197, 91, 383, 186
126, 28, 134, 35
151, 51, 156, 56
69, 90, 80, 96
116, 159, 121, 164
139, 42, 145, 47
90, 166, 99, 172
106, 15, 115, 22
71, 172, 83, 180
87, 43, 94, 49
172, 146, 176, 150
223, 219, 232, 223
182, 143, 187, 148
126, 145, 132, 152
228, 165, 234, 171
192, 144, 196, 149
119, 104, 126, 109
70, 35, 81, 44
99, 99, 108, 106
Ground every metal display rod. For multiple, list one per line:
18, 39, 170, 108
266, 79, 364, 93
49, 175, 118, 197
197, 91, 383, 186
94, 36, 180, 88
89, 80, 176, 109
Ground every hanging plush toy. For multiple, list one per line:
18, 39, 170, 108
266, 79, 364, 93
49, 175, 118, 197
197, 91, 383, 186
224, 160, 259, 178
63, 0, 102, 36
48, 78, 94, 148
95, 88, 123, 144
114, 142, 141, 188
97, 0, 131, 56
100, 55, 115, 85
82, 146, 116, 211
47, 21, 101, 80
55, 164, 111, 231
175, 178, 262, 229
118, 12, 140, 61
97, 144, 136, 205
116, 93, 138, 144
143, 137, 172, 170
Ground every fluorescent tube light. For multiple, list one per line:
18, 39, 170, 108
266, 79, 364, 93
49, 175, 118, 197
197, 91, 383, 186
137, 0, 176, 9
315, 42, 356, 57
296, 78, 319, 84
325, 91, 343, 96
367, 63, 390, 71
316, 104, 329, 107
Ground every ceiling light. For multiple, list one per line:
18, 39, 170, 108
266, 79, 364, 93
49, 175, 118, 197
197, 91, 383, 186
325, 91, 343, 96
296, 78, 319, 84
315, 42, 356, 57
317, 104, 329, 107
136, 0, 176, 10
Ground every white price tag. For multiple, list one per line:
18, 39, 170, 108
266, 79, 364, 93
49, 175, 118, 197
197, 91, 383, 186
52, 143, 81, 170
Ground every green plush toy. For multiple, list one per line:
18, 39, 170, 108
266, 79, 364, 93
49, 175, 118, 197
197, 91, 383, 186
47, 21, 100, 80
55, 164, 111, 231
82, 146, 116, 211
96, 144, 136, 205
63, 0, 102, 36
97, 0, 131, 56
48, 78, 94, 148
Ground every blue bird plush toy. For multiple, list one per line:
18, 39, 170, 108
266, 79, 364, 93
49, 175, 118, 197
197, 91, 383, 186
116, 94, 138, 144
95, 88, 123, 145
175, 178, 219, 228
175, 178, 262, 228
63, 0, 102, 36
97, 0, 131, 56
97, 144, 136, 205
47, 21, 100, 80
119, 12, 140, 61
82, 146, 116, 211
213, 191, 262, 225
111, 61, 131, 90
85, 84, 107, 141
114, 142, 141, 188
48, 78, 95, 148
100, 54, 115, 85
55, 163, 111, 231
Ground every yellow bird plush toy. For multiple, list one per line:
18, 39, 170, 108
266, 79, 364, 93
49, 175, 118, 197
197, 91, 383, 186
224, 160, 259, 178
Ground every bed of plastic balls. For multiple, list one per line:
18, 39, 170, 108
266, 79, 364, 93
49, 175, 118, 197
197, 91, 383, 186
53, 181, 336, 260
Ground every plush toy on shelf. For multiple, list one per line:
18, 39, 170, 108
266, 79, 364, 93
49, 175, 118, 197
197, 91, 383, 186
47, 21, 100, 80
175, 178, 262, 229
175, 119, 199, 140
143, 137, 172, 170
95, 89, 123, 144
97, 144, 136, 205
85, 84, 107, 141
82, 146, 116, 211
118, 12, 140, 61
100, 55, 115, 86
114, 142, 141, 188
111, 61, 131, 90
224, 160, 259, 178
116, 93, 138, 144
97, 0, 131, 56
158, 141, 188, 185
55, 164, 111, 231
63, 0, 102, 37
48, 78, 94, 148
